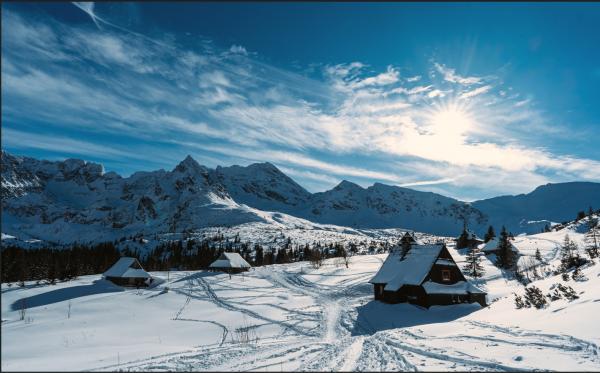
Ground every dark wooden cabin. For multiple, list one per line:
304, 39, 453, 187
369, 244, 487, 307
455, 229, 484, 250
103, 257, 153, 287
399, 231, 418, 246
209, 252, 252, 274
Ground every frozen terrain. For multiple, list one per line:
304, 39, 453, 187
2, 226, 600, 371
3, 151, 600, 246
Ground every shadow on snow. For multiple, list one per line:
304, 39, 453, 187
10, 279, 124, 310
350, 300, 481, 335
172, 270, 224, 284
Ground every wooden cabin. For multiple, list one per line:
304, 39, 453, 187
399, 231, 419, 246
455, 229, 484, 250
103, 257, 153, 287
209, 252, 251, 274
369, 244, 487, 307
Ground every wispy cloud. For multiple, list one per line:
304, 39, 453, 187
398, 178, 456, 188
2, 128, 143, 161
229, 44, 248, 55
458, 85, 493, 99
434, 62, 483, 85
2, 6, 598, 200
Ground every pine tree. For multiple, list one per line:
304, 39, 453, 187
463, 247, 485, 278
584, 215, 599, 260
484, 226, 496, 243
560, 234, 580, 271
254, 244, 263, 266
496, 226, 515, 270
535, 247, 543, 262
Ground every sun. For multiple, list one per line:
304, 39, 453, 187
429, 103, 474, 138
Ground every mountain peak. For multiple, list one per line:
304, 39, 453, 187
173, 155, 204, 174
247, 161, 280, 172
334, 180, 362, 191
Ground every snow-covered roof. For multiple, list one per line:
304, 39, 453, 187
457, 230, 483, 241
103, 257, 151, 279
435, 258, 457, 267
209, 252, 251, 269
370, 244, 444, 292
422, 281, 486, 295
482, 237, 518, 253
481, 237, 499, 252
400, 231, 424, 245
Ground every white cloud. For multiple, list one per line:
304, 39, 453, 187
2, 128, 145, 161
398, 178, 456, 188
3, 7, 598, 199
458, 85, 493, 99
427, 89, 446, 98
389, 85, 432, 96
434, 62, 483, 85
515, 98, 531, 107
351, 65, 399, 88
229, 44, 248, 55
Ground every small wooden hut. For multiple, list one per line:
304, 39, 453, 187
369, 244, 486, 307
209, 252, 251, 274
455, 229, 484, 250
103, 257, 153, 287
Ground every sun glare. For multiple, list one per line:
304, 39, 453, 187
429, 104, 473, 138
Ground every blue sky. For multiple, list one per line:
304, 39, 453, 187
2, 2, 599, 201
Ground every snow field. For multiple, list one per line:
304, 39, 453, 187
2, 233, 600, 371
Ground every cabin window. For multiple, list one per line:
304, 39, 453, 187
441, 270, 451, 282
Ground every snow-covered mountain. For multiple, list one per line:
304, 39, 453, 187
2, 151, 599, 245
472, 182, 600, 234
1, 152, 264, 244
300, 180, 486, 234
214, 162, 311, 212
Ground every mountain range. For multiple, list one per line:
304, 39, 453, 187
2, 151, 599, 245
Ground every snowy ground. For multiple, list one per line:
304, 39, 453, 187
2, 230, 600, 371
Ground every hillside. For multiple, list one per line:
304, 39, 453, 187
2, 223, 599, 371
473, 182, 600, 234
2, 151, 599, 246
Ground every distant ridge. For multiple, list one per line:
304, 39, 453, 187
2, 151, 599, 244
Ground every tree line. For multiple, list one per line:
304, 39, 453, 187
1, 238, 357, 285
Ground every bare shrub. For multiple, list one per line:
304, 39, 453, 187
309, 249, 323, 269
19, 299, 27, 321
230, 318, 259, 345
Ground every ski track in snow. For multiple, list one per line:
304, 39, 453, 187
85, 264, 599, 372
17, 250, 598, 372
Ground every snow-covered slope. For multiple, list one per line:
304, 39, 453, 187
302, 181, 486, 235
2, 151, 599, 245
473, 182, 600, 235
1, 152, 264, 244
214, 162, 311, 212
2, 222, 599, 371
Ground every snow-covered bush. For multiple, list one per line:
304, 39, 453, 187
515, 286, 548, 309
571, 266, 588, 282
514, 294, 526, 309
559, 284, 579, 301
